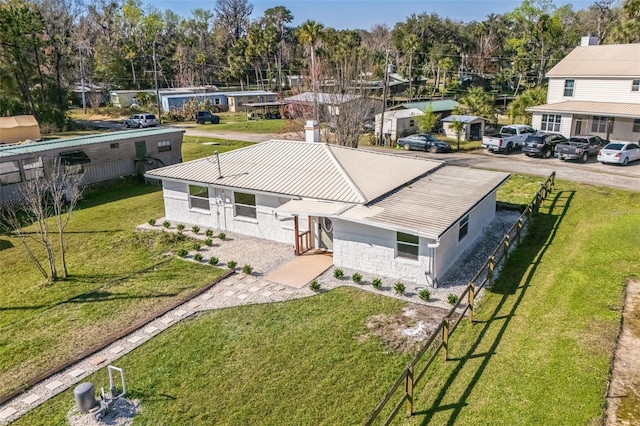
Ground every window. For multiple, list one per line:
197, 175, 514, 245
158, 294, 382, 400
188, 185, 209, 210
21, 157, 44, 180
633, 80, 640, 92
0, 161, 21, 185
157, 140, 171, 152
459, 215, 469, 241
110, 143, 119, 149
563, 79, 575, 97
591, 116, 614, 133
541, 114, 561, 132
409, 119, 415, 127
214, 98, 220, 105
233, 192, 256, 219
634, 119, 640, 133
396, 232, 419, 260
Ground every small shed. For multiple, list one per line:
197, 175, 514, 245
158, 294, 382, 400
0, 115, 41, 145
374, 108, 423, 142
223, 91, 277, 112
441, 115, 486, 141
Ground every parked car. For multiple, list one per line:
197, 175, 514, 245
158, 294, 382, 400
124, 113, 158, 128
396, 134, 452, 153
193, 111, 220, 124
482, 124, 536, 154
521, 132, 567, 158
555, 135, 607, 162
597, 142, 640, 166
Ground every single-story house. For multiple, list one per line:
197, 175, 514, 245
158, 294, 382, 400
110, 87, 213, 108
441, 115, 486, 141
390, 99, 459, 117
0, 128, 183, 204
146, 123, 509, 287
224, 91, 277, 112
162, 93, 228, 112
284, 92, 383, 121
374, 108, 423, 141
0, 115, 41, 145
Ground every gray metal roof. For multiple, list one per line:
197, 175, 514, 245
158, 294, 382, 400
547, 44, 640, 77
392, 99, 459, 112
146, 140, 442, 204
284, 92, 361, 105
526, 100, 640, 118
441, 115, 486, 123
0, 128, 184, 158
339, 166, 510, 239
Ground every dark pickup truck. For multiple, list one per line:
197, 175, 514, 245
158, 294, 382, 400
555, 135, 608, 162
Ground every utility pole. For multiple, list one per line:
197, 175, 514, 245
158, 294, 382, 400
79, 46, 86, 115
152, 41, 162, 124
378, 49, 391, 146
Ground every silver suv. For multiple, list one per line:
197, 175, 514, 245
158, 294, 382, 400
124, 113, 158, 128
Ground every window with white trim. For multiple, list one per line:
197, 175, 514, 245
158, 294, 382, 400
396, 232, 419, 260
157, 140, 171, 152
110, 143, 119, 149
459, 215, 469, 241
188, 185, 209, 210
632, 80, 640, 92
633, 119, 640, 133
22, 157, 44, 180
591, 116, 614, 133
0, 160, 21, 185
233, 192, 256, 219
541, 114, 561, 132
563, 79, 575, 97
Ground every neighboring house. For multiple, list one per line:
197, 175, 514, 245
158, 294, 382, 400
374, 108, 423, 141
0, 128, 184, 204
283, 92, 381, 119
146, 123, 509, 287
224, 91, 277, 112
162, 93, 228, 112
441, 115, 486, 141
390, 99, 459, 118
110, 88, 214, 108
527, 38, 640, 140
0, 116, 41, 145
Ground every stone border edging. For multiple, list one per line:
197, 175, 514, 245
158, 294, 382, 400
0, 269, 233, 406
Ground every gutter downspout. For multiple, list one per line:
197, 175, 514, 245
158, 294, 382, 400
427, 239, 440, 288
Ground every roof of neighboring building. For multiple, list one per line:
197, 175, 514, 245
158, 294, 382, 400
145, 140, 443, 204
222, 90, 276, 97
377, 108, 424, 119
546, 44, 640, 77
526, 100, 640, 118
441, 115, 486, 123
284, 92, 361, 105
339, 166, 510, 239
0, 115, 39, 129
162, 92, 225, 99
0, 128, 184, 158
391, 99, 459, 112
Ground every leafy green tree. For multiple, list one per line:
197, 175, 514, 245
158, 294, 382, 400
402, 33, 419, 100
416, 105, 440, 133
296, 20, 324, 122
454, 87, 497, 121
507, 86, 547, 124
449, 118, 465, 151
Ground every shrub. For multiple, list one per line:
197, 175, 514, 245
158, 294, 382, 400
394, 282, 406, 295
218, 232, 226, 240
333, 268, 344, 279
148, 218, 156, 226
208, 257, 219, 266
205, 229, 214, 237
194, 253, 203, 261
191, 225, 200, 234
204, 238, 213, 246
177, 248, 188, 257
227, 260, 237, 270
192, 243, 201, 251
447, 293, 460, 305
176, 224, 185, 231
419, 289, 431, 301
242, 264, 253, 274
309, 280, 321, 292
162, 220, 171, 228
351, 272, 363, 284
371, 278, 382, 289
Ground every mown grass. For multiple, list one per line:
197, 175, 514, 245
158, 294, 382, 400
15, 288, 411, 425
0, 183, 223, 398
181, 136, 254, 162
196, 119, 287, 133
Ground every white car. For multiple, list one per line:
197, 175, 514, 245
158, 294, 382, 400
597, 142, 640, 166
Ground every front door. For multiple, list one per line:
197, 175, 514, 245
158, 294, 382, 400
319, 217, 334, 251
135, 141, 147, 159
574, 118, 583, 135
134, 141, 147, 181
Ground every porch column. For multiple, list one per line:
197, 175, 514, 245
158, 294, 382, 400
307, 216, 313, 249
294, 215, 300, 255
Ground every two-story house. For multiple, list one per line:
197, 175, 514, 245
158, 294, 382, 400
528, 37, 640, 142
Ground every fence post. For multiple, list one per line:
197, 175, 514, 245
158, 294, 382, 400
443, 317, 450, 361
468, 281, 475, 323
488, 256, 495, 288
503, 234, 510, 259
406, 365, 414, 417
516, 218, 523, 245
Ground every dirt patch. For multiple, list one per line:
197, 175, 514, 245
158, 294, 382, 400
362, 304, 454, 355
606, 280, 640, 425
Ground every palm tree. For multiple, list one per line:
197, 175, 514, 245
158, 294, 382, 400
507, 87, 547, 124
296, 20, 324, 122
402, 34, 419, 101
454, 87, 497, 122
449, 118, 465, 151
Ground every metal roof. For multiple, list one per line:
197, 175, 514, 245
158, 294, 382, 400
526, 100, 640, 118
392, 99, 459, 112
441, 115, 486, 123
275, 199, 352, 216
146, 140, 442, 204
380, 108, 424, 119
339, 167, 510, 239
284, 92, 361, 105
221, 90, 275, 97
546, 44, 640, 77
0, 128, 184, 158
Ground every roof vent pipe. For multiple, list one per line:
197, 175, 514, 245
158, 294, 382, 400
305, 120, 320, 143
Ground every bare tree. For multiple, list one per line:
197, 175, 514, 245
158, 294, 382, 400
214, 0, 253, 45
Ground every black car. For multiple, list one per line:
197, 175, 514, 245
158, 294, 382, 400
194, 111, 220, 124
396, 134, 452, 153
521, 131, 567, 158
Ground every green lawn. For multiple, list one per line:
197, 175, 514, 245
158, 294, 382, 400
196, 119, 287, 133
181, 136, 254, 162
0, 183, 224, 398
